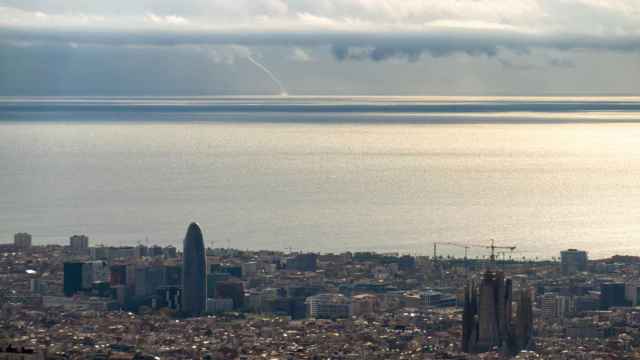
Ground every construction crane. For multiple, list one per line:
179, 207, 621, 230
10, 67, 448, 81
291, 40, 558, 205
433, 239, 516, 267
433, 242, 473, 276
433, 242, 472, 260
483, 238, 516, 265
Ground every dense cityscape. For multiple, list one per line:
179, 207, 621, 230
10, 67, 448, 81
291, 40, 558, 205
2, 224, 640, 359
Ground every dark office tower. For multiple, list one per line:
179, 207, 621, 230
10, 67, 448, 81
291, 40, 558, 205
182, 222, 207, 316
110, 265, 128, 286
63, 262, 84, 296
600, 283, 628, 310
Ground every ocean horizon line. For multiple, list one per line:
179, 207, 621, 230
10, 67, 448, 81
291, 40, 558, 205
1, 95, 640, 124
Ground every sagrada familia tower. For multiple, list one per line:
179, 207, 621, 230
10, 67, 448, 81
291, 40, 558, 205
462, 270, 533, 355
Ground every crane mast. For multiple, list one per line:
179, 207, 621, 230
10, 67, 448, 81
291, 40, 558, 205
433, 239, 516, 268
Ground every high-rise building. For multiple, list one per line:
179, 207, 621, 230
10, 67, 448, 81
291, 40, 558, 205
90, 246, 110, 260
182, 222, 206, 316
541, 292, 574, 319
398, 255, 416, 271
30, 278, 47, 294
542, 293, 557, 318
206, 298, 234, 314
81, 260, 108, 289
207, 272, 232, 298
150, 245, 164, 257
164, 245, 177, 258
110, 264, 129, 286
13, 233, 32, 249
514, 288, 533, 351
134, 266, 151, 298
462, 271, 533, 355
560, 249, 588, 275
109, 246, 137, 260
600, 283, 628, 310
286, 253, 318, 272
556, 295, 575, 319
156, 286, 182, 310
136, 245, 148, 258
215, 280, 245, 309
625, 283, 640, 306
63, 262, 84, 296
163, 264, 182, 287
306, 293, 352, 319
69, 235, 89, 251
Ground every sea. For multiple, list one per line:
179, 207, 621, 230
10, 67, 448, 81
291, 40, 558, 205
2, 96, 640, 259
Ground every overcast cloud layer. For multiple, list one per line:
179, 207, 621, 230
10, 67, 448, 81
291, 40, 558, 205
1, 0, 640, 95
3, 1, 640, 56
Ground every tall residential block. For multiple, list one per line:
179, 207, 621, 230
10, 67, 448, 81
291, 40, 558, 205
560, 249, 588, 275
13, 233, 32, 249
182, 222, 206, 316
69, 234, 89, 251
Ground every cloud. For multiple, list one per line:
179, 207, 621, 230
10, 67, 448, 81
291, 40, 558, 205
498, 58, 538, 71
1, 1, 640, 62
204, 45, 252, 64
496, 50, 578, 70
291, 47, 311, 62
548, 58, 576, 68
144, 13, 189, 25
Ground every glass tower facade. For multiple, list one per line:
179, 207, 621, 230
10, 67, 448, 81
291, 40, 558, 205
182, 222, 206, 316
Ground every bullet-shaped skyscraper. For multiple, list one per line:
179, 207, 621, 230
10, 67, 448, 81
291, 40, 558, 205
182, 222, 206, 316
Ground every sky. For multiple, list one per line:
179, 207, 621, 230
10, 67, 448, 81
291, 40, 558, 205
1, 0, 639, 95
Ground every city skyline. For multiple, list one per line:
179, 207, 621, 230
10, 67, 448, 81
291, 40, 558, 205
2, 0, 640, 358
2, 227, 638, 358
